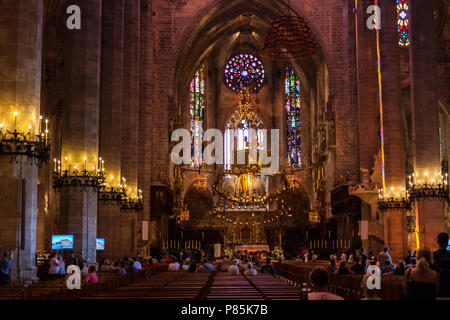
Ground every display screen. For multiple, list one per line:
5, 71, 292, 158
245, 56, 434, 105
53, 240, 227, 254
96, 238, 105, 251
51, 235, 74, 250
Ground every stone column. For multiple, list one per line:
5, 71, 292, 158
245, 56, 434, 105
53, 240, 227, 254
0, 0, 44, 283
97, 0, 124, 259
59, 0, 102, 265
356, 0, 379, 172
379, 0, 409, 262
121, 0, 142, 255
409, 0, 445, 250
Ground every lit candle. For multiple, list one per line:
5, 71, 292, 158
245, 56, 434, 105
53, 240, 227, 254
65, 157, 68, 171
54, 159, 57, 172
45, 129, 48, 145
28, 125, 31, 136
14, 112, 17, 130
39, 115, 42, 134
84, 156, 87, 170
0, 123, 3, 135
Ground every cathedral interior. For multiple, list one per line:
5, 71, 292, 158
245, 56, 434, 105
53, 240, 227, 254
0, 0, 449, 285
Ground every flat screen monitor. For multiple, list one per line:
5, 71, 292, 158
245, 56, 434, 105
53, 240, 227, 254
96, 238, 105, 251
447, 239, 450, 251
51, 235, 74, 250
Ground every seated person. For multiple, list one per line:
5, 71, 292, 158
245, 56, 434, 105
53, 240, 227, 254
328, 259, 338, 272
182, 258, 191, 271
168, 259, 181, 271
350, 257, 365, 275
85, 265, 99, 284
394, 260, 407, 275
335, 261, 354, 275
261, 258, 276, 276
244, 262, 257, 276
228, 260, 240, 276
197, 259, 215, 273
308, 267, 344, 300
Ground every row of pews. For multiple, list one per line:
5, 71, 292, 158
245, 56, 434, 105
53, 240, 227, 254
205, 263, 304, 300
275, 262, 406, 300
0, 264, 169, 300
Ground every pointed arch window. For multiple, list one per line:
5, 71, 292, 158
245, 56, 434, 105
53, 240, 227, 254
189, 64, 206, 167
285, 64, 302, 167
396, 0, 410, 47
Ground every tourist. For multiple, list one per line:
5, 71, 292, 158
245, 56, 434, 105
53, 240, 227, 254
359, 248, 368, 272
168, 259, 180, 271
335, 261, 354, 275
340, 251, 347, 263
99, 259, 109, 271
133, 258, 142, 271
394, 261, 407, 275
308, 267, 344, 300
188, 261, 197, 273
360, 274, 381, 300
255, 252, 262, 267
244, 262, 257, 276
228, 260, 240, 275
377, 246, 393, 273
197, 259, 215, 273
182, 258, 191, 271
261, 258, 276, 276
368, 251, 377, 266
329, 252, 337, 262
404, 247, 439, 300
48, 252, 63, 280
58, 254, 66, 278
350, 257, 365, 275
67, 253, 79, 268
328, 259, 338, 272
405, 250, 417, 266
0, 252, 11, 286
311, 251, 318, 263
86, 265, 99, 284
431, 232, 450, 297
348, 251, 354, 263
303, 251, 309, 263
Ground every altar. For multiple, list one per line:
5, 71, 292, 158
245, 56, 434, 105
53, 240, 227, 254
234, 244, 270, 252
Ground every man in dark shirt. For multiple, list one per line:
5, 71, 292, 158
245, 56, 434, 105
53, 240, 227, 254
432, 233, 450, 298
350, 257, 365, 275
261, 258, 276, 276
359, 248, 368, 272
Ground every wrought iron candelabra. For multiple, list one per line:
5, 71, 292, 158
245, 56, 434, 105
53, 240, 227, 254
0, 128, 50, 165
52, 168, 105, 191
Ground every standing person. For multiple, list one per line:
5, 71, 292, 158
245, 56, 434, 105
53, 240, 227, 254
58, 254, 66, 278
404, 247, 439, 300
228, 260, 240, 275
0, 252, 11, 286
48, 252, 63, 280
308, 267, 344, 300
431, 232, 450, 298
377, 247, 393, 273
359, 248, 368, 272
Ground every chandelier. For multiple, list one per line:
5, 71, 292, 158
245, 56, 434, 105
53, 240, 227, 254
378, 186, 411, 211
408, 170, 449, 202
262, 15, 318, 61
0, 115, 51, 165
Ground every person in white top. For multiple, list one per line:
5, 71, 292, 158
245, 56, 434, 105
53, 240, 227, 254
304, 252, 309, 263
133, 259, 142, 270
348, 253, 354, 263
48, 252, 63, 280
168, 260, 180, 271
228, 260, 240, 275
244, 263, 257, 276
182, 258, 191, 271
340, 252, 347, 263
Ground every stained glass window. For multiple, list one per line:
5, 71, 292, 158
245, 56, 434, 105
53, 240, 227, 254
189, 65, 206, 167
396, 0, 410, 47
285, 64, 302, 167
224, 53, 265, 92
